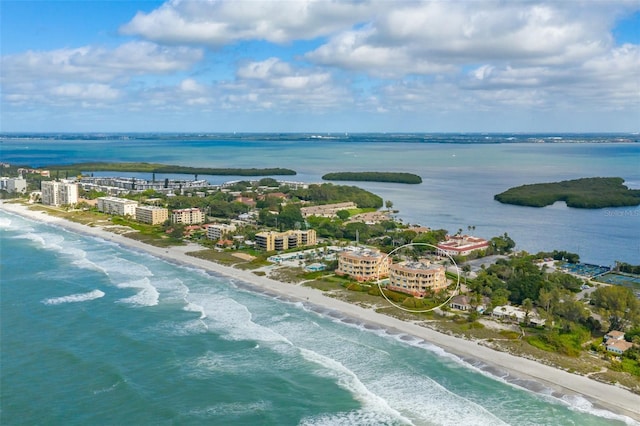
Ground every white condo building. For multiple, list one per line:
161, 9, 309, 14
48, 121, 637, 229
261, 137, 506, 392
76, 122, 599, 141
97, 196, 139, 216
41, 180, 79, 206
0, 177, 27, 194
207, 223, 237, 241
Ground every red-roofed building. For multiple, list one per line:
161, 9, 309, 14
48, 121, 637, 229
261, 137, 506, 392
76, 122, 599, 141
437, 235, 489, 257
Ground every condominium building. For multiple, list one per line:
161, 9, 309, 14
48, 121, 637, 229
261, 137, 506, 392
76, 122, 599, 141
0, 177, 27, 194
335, 247, 391, 282
254, 229, 317, 251
41, 180, 79, 206
387, 261, 447, 298
135, 205, 169, 225
97, 196, 139, 216
171, 208, 205, 225
207, 223, 237, 241
436, 235, 490, 257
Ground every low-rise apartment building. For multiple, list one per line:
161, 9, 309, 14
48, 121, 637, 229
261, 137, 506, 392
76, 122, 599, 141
254, 229, 317, 251
97, 196, 138, 216
436, 235, 490, 257
387, 261, 447, 297
41, 180, 79, 206
171, 208, 205, 225
300, 202, 357, 218
135, 205, 169, 225
335, 247, 390, 282
207, 223, 237, 241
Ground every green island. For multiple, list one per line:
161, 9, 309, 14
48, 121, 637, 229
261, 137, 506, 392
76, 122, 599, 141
494, 177, 640, 208
322, 172, 422, 184
47, 162, 296, 176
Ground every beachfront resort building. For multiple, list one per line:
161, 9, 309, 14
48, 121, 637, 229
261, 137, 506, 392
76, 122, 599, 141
41, 180, 79, 206
254, 229, 317, 251
207, 223, 237, 241
135, 205, 169, 225
97, 196, 138, 216
0, 177, 27, 194
171, 208, 205, 225
436, 235, 490, 257
387, 261, 447, 298
335, 247, 391, 282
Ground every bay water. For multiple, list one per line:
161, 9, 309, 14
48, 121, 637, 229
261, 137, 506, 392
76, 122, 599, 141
1, 134, 638, 264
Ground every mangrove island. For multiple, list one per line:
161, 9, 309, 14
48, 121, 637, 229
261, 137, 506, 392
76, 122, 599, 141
494, 177, 640, 208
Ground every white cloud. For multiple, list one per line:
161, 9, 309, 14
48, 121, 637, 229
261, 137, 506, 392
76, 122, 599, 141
50, 83, 121, 101
2, 0, 638, 131
1, 41, 203, 84
120, 0, 374, 45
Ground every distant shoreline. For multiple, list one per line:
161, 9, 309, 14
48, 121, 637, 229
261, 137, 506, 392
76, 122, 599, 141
2, 200, 639, 422
1, 132, 638, 144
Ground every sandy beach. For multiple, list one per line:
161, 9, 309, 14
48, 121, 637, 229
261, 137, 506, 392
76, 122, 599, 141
2, 201, 639, 421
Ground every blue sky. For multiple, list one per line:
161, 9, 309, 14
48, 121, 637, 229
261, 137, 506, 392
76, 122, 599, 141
1, 0, 639, 133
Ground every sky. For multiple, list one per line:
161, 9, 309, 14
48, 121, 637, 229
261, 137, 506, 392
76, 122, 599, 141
1, 0, 639, 133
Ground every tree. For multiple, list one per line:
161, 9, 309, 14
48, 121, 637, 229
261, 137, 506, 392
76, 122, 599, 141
385, 200, 394, 210
278, 204, 304, 229
591, 286, 640, 331
522, 298, 534, 318
491, 233, 516, 254
336, 210, 350, 220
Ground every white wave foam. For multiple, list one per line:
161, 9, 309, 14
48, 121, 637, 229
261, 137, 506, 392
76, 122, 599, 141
184, 302, 207, 320
0, 217, 12, 229
300, 409, 406, 426
117, 277, 159, 307
299, 347, 414, 425
188, 401, 271, 418
43, 289, 105, 305
560, 394, 640, 425
191, 293, 293, 346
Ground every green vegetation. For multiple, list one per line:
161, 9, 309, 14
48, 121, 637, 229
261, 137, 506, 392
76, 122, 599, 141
322, 172, 423, 184
47, 162, 296, 176
292, 183, 383, 209
616, 262, 640, 275
494, 177, 640, 208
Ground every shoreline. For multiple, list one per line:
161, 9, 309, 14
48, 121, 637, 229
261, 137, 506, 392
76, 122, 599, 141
2, 201, 639, 422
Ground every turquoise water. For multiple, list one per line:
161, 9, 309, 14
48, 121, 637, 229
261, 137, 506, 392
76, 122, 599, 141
1, 211, 638, 425
0, 135, 638, 264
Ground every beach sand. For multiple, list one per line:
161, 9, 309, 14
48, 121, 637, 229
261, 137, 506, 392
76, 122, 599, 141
2, 201, 639, 421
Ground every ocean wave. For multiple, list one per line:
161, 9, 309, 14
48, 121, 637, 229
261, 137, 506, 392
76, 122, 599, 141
42, 289, 105, 305
116, 277, 159, 307
188, 401, 271, 418
0, 216, 12, 229
299, 347, 413, 425
300, 409, 408, 426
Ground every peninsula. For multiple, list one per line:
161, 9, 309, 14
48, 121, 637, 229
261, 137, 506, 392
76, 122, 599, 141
47, 162, 297, 176
494, 177, 640, 208
322, 172, 423, 184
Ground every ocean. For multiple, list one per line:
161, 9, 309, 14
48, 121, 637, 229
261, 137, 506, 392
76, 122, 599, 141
0, 133, 638, 264
0, 210, 637, 425
1, 134, 639, 424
